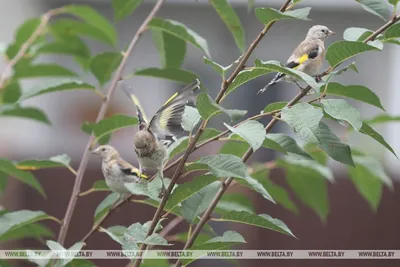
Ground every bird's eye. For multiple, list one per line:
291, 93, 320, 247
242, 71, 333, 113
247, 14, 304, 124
322, 29, 327, 33
101, 148, 106, 151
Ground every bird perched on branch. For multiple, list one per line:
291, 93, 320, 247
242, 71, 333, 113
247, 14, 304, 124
258, 25, 335, 94
92, 145, 148, 198
128, 79, 201, 197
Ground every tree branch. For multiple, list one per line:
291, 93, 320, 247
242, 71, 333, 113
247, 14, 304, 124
173, 12, 400, 267
0, 8, 64, 90
56, 0, 166, 246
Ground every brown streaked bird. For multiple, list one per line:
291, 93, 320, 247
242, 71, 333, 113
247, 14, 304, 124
127, 79, 200, 197
92, 145, 148, 197
258, 25, 335, 94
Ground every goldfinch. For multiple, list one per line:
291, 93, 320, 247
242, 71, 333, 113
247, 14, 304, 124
129, 79, 200, 196
92, 145, 148, 197
258, 25, 335, 94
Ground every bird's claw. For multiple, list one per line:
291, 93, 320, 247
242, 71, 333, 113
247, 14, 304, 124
315, 75, 322, 83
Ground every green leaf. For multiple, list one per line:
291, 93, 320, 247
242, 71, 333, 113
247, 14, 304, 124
66, 259, 96, 267
181, 181, 221, 223
180, 231, 246, 265
278, 158, 330, 220
135, 68, 197, 84
64, 5, 118, 46
112, 0, 143, 21
282, 103, 323, 144
90, 52, 122, 86
1, 82, 21, 104
17, 154, 71, 171
0, 210, 56, 237
99, 225, 126, 245
124, 221, 170, 246
279, 156, 334, 182
255, 7, 311, 25
0, 159, 45, 197
94, 193, 119, 223
152, 30, 186, 68
326, 41, 380, 68
224, 121, 265, 151
22, 79, 96, 99
265, 133, 312, 159
181, 106, 201, 132
216, 211, 295, 237
14, 18, 42, 44
46, 240, 85, 266
196, 93, 247, 121
36, 38, 91, 59
148, 18, 211, 57
321, 99, 362, 130
203, 57, 232, 78
80, 180, 110, 196
14, 64, 77, 78
304, 143, 328, 165
210, 0, 245, 52
359, 122, 397, 157
316, 122, 354, 166
355, 0, 389, 20
262, 137, 287, 154
384, 23, 400, 41
215, 193, 255, 214
0, 223, 53, 242
125, 177, 171, 201
264, 101, 288, 113
0, 172, 7, 195
321, 82, 384, 110
251, 168, 298, 213
91, 114, 138, 143
196, 154, 248, 179
51, 19, 115, 47
365, 114, 400, 125
0, 106, 50, 125
165, 174, 218, 211
343, 27, 373, 41
388, 0, 400, 7
219, 140, 250, 157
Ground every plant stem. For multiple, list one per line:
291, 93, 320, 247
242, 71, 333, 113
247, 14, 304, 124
173, 11, 400, 267
56, 0, 166, 246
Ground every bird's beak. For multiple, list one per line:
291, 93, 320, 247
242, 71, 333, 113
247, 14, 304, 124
92, 148, 100, 155
329, 30, 336, 36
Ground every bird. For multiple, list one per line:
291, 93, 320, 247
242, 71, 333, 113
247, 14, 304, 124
129, 79, 201, 197
92, 145, 148, 199
258, 25, 335, 94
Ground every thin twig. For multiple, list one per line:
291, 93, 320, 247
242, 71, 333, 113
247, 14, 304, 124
0, 8, 64, 90
56, 0, 166, 246
173, 11, 400, 267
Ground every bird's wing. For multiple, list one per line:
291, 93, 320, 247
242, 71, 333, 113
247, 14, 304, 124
285, 40, 321, 69
117, 159, 148, 179
148, 79, 200, 140
126, 93, 149, 130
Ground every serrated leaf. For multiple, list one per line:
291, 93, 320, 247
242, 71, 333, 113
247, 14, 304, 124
321, 99, 362, 130
278, 158, 330, 220
316, 122, 354, 166
0, 106, 50, 125
23, 79, 96, 99
91, 114, 138, 143
282, 103, 323, 144
64, 5, 118, 46
244, 174, 275, 203
0, 159, 45, 197
148, 18, 211, 57
321, 82, 384, 110
112, 0, 142, 21
0, 210, 56, 237
356, 0, 389, 20
264, 101, 288, 113
210, 0, 245, 52
94, 193, 119, 223
216, 211, 295, 237
152, 30, 186, 68
165, 174, 218, 211
326, 41, 380, 68
196, 93, 247, 121
266, 133, 312, 159
343, 27, 373, 41
17, 154, 71, 171
196, 154, 248, 179
14, 64, 77, 78
51, 19, 115, 47
181, 181, 221, 223
384, 23, 400, 41
255, 7, 311, 25
219, 140, 250, 157
90, 52, 122, 86
0, 223, 53, 242
215, 193, 255, 214
181, 106, 201, 132
359, 122, 397, 157
224, 121, 265, 151
135, 68, 197, 84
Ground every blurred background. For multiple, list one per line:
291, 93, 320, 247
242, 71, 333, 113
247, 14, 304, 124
1, 0, 400, 266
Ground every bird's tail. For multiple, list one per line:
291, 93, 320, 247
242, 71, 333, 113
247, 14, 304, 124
257, 72, 286, 94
